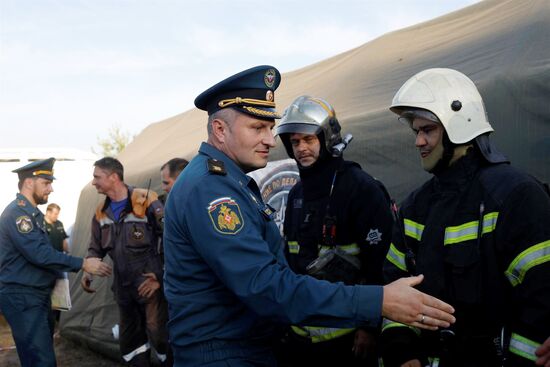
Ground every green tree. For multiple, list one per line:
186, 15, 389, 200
93, 124, 133, 157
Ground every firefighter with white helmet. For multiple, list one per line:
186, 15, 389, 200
276, 96, 393, 366
381, 68, 550, 366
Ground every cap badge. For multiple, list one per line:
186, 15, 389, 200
264, 69, 276, 88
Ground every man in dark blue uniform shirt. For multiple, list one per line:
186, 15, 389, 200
163, 65, 456, 366
0, 157, 112, 367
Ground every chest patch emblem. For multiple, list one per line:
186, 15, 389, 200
207, 197, 244, 235
16, 216, 33, 234
366, 228, 382, 245
132, 226, 145, 240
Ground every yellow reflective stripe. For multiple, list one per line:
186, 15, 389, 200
287, 241, 300, 254
444, 212, 498, 245
509, 332, 540, 361
381, 318, 420, 335
404, 218, 424, 241
318, 244, 360, 256
505, 240, 550, 286
291, 325, 355, 343
386, 243, 407, 272
290, 325, 308, 337
319, 245, 330, 256
338, 243, 360, 255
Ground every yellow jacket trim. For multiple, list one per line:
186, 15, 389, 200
386, 243, 407, 272
287, 241, 300, 254
505, 239, 550, 286
291, 325, 355, 343
443, 212, 498, 245
509, 332, 540, 361
404, 218, 424, 241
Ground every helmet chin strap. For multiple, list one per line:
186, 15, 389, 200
430, 132, 455, 175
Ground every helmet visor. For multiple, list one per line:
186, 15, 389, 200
398, 109, 440, 127
274, 122, 321, 137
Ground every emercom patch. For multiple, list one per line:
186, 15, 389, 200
207, 197, 244, 235
16, 216, 33, 234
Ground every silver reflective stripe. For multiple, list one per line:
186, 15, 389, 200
98, 217, 115, 226
122, 342, 150, 362
154, 350, 167, 362
318, 243, 360, 256
123, 213, 148, 223
404, 218, 424, 241
386, 243, 407, 272
505, 240, 550, 286
508, 332, 539, 361
444, 212, 498, 245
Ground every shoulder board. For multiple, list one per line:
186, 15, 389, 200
207, 159, 226, 175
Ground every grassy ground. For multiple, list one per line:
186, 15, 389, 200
0, 314, 125, 367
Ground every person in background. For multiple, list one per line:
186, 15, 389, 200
45, 202, 70, 337
381, 68, 550, 366
159, 158, 189, 204
163, 65, 455, 366
0, 157, 111, 367
275, 95, 393, 366
45, 203, 69, 253
82, 157, 172, 367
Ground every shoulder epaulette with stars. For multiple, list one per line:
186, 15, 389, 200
207, 159, 226, 176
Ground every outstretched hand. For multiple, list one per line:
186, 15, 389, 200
82, 257, 112, 277
382, 274, 455, 330
536, 337, 550, 367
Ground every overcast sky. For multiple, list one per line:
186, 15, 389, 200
0, 0, 479, 153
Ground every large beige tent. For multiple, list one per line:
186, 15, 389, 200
62, 0, 550, 358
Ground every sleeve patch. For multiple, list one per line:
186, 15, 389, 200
366, 228, 382, 245
16, 215, 33, 233
207, 197, 244, 235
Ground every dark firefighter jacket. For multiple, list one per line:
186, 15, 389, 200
381, 150, 550, 367
284, 156, 393, 342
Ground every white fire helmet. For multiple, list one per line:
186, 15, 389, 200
275, 95, 342, 157
390, 68, 494, 144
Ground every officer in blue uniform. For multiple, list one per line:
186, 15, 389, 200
163, 65, 456, 366
0, 157, 112, 367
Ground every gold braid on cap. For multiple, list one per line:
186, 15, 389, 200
33, 170, 53, 176
242, 106, 280, 118
218, 97, 276, 108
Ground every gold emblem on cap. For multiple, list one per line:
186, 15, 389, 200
264, 69, 276, 88
266, 90, 274, 102
33, 170, 54, 176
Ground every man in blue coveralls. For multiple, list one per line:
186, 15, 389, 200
0, 157, 112, 367
163, 65, 457, 366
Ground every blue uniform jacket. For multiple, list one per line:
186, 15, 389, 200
0, 194, 83, 290
164, 142, 383, 363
